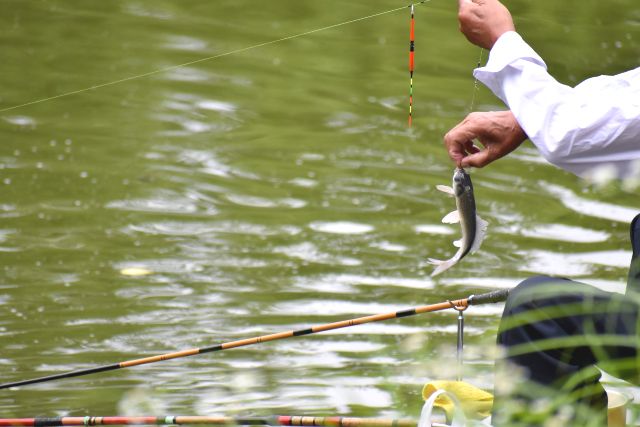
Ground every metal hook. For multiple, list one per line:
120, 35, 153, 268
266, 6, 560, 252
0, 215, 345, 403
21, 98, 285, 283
447, 301, 467, 381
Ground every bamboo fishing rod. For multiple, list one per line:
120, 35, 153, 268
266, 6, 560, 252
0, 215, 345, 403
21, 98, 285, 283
0, 415, 435, 427
0, 289, 509, 390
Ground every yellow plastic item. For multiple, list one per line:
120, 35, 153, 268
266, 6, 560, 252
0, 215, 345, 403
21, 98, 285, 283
422, 382, 630, 426
422, 381, 493, 421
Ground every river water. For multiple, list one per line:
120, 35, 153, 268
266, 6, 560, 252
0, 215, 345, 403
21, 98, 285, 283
1, 0, 640, 419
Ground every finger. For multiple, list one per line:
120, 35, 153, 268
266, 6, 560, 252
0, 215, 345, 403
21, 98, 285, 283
445, 135, 472, 156
445, 117, 482, 143
461, 139, 481, 154
461, 0, 482, 6
446, 129, 480, 152
458, 0, 476, 13
460, 149, 492, 169
447, 143, 468, 165
467, 144, 481, 154
444, 114, 491, 162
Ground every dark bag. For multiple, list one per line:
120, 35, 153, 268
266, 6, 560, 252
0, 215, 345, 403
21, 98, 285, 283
627, 213, 640, 294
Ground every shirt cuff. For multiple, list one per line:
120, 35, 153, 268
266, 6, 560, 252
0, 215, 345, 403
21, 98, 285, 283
471, 31, 548, 104
474, 31, 546, 75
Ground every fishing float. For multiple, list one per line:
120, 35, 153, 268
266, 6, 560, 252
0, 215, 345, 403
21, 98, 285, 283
0, 289, 509, 390
408, 4, 415, 127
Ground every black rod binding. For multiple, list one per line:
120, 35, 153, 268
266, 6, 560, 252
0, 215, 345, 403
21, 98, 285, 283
468, 289, 510, 306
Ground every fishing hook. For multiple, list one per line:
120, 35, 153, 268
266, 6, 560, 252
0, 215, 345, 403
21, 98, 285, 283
447, 301, 468, 381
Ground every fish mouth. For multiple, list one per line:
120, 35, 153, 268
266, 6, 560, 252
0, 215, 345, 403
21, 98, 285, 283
453, 168, 466, 184
452, 168, 471, 196
454, 167, 467, 176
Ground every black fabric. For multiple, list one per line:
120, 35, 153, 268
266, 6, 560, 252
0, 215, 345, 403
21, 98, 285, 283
493, 276, 640, 426
491, 214, 640, 426
627, 213, 640, 293
494, 210, 640, 425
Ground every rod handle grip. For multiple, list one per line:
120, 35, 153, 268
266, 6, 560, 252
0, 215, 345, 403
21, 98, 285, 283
468, 289, 510, 305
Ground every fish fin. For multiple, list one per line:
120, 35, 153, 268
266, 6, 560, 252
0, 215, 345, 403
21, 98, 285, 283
469, 215, 489, 253
428, 257, 458, 277
441, 210, 460, 224
436, 185, 455, 196
453, 239, 462, 248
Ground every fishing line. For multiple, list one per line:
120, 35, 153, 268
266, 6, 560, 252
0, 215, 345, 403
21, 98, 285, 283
467, 48, 484, 113
0, 1, 429, 114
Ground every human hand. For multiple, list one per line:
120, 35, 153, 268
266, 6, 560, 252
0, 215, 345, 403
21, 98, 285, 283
444, 111, 527, 168
458, 0, 516, 49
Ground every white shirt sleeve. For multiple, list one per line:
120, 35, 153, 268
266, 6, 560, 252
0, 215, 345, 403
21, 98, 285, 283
474, 31, 640, 178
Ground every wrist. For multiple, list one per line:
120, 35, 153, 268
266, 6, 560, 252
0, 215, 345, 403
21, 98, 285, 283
490, 30, 518, 50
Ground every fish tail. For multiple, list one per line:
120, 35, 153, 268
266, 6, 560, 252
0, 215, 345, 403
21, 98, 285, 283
427, 257, 458, 277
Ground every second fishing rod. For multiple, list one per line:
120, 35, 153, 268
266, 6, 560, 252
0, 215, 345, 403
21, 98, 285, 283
0, 289, 509, 390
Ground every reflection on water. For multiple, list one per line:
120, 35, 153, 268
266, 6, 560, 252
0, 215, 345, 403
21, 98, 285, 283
309, 221, 374, 235
544, 182, 638, 223
1, 0, 639, 419
519, 249, 631, 277
519, 223, 610, 243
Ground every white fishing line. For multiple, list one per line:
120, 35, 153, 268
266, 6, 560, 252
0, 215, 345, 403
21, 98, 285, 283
468, 48, 484, 113
0, 1, 430, 113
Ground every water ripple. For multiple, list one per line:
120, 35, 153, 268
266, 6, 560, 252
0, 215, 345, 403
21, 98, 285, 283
280, 340, 386, 354
115, 284, 194, 299
369, 241, 407, 252
124, 3, 173, 19
0, 204, 21, 218
309, 221, 374, 235
128, 221, 300, 237
274, 242, 360, 266
293, 274, 432, 292
163, 35, 209, 52
226, 194, 307, 209
163, 67, 211, 82
414, 224, 455, 235
0, 229, 16, 244
177, 149, 255, 179
269, 300, 407, 316
544, 182, 638, 223
198, 99, 237, 113
497, 223, 610, 243
2, 115, 36, 128
107, 195, 199, 214
519, 249, 631, 276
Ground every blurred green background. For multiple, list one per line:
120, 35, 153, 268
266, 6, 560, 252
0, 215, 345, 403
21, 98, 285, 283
1, 0, 639, 418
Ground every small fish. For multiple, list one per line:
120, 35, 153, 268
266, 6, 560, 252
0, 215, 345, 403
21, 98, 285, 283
428, 168, 488, 276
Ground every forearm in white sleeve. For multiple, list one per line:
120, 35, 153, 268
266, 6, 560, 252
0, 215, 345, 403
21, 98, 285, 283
474, 31, 640, 178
